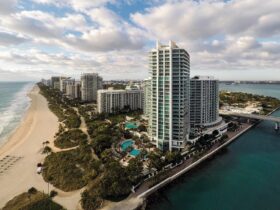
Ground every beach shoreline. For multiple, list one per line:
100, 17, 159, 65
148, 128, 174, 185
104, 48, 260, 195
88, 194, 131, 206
0, 85, 81, 210
0, 86, 34, 157
0, 83, 33, 149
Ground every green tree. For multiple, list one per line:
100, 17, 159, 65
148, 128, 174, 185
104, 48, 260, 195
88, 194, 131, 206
212, 130, 219, 137
81, 190, 103, 210
92, 134, 112, 156
165, 151, 182, 164
126, 158, 143, 184
99, 161, 131, 199
100, 149, 114, 163
147, 152, 164, 170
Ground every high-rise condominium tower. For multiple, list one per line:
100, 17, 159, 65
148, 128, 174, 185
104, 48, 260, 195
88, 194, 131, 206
81, 73, 103, 102
190, 76, 222, 129
143, 78, 151, 117
148, 41, 190, 151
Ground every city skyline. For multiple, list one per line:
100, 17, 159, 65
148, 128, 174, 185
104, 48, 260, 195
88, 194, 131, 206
1, 0, 280, 81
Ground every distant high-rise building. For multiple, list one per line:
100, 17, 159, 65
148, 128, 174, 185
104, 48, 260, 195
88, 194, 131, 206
51, 76, 68, 90
148, 41, 190, 151
143, 78, 151, 117
97, 88, 143, 113
190, 76, 222, 129
51, 76, 61, 90
74, 81, 81, 99
81, 73, 103, 102
65, 79, 76, 99
41, 79, 51, 86
60, 78, 73, 93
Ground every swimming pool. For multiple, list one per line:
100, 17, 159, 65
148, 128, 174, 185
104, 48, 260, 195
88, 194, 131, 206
121, 139, 133, 151
120, 139, 140, 157
130, 149, 140, 157
125, 122, 138, 129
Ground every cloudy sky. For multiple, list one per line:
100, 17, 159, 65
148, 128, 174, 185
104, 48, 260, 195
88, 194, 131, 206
0, 0, 279, 81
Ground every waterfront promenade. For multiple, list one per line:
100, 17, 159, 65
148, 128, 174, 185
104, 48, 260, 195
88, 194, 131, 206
135, 123, 253, 198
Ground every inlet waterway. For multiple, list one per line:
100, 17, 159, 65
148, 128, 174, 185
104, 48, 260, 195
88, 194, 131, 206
147, 84, 280, 210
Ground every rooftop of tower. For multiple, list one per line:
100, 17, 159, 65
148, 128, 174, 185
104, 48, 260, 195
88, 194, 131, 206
156, 40, 179, 49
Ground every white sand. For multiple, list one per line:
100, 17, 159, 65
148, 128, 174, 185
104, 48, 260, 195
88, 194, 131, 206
0, 85, 81, 210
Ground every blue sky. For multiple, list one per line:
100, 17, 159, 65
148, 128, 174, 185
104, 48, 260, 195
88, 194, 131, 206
0, 0, 280, 81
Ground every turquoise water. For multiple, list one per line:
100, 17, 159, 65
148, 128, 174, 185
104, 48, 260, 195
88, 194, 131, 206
121, 140, 134, 151
148, 84, 280, 210
0, 82, 34, 145
120, 139, 140, 157
125, 122, 138, 129
130, 149, 140, 157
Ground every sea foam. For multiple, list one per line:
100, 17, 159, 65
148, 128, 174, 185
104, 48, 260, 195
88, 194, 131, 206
0, 82, 34, 146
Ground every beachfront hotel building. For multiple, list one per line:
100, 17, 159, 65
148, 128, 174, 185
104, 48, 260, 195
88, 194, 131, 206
190, 76, 222, 129
81, 73, 103, 102
97, 88, 144, 113
147, 41, 190, 151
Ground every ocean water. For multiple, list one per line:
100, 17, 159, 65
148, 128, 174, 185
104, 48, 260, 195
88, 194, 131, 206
0, 82, 34, 146
220, 83, 280, 99
148, 84, 280, 210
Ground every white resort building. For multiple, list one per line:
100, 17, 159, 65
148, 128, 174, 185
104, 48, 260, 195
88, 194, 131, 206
97, 88, 144, 113
146, 41, 190, 151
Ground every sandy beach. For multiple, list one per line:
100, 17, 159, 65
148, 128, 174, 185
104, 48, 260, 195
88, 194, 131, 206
0, 85, 81, 210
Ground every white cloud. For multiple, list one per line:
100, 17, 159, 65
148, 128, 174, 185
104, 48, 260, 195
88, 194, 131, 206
0, 7, 146, 52
31, 0, 115, 11
0, 31, 29, 46
133, 0, 280, 40
0, 0, 18, 15
131, 0, 280, 72
1, 0, 280, 80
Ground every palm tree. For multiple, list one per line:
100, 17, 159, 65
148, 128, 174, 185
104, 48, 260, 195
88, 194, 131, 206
46, 176, 53, 197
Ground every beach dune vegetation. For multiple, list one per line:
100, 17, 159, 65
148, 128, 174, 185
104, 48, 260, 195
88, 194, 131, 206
2, 189, 64, 210
54, 129, 87, 149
